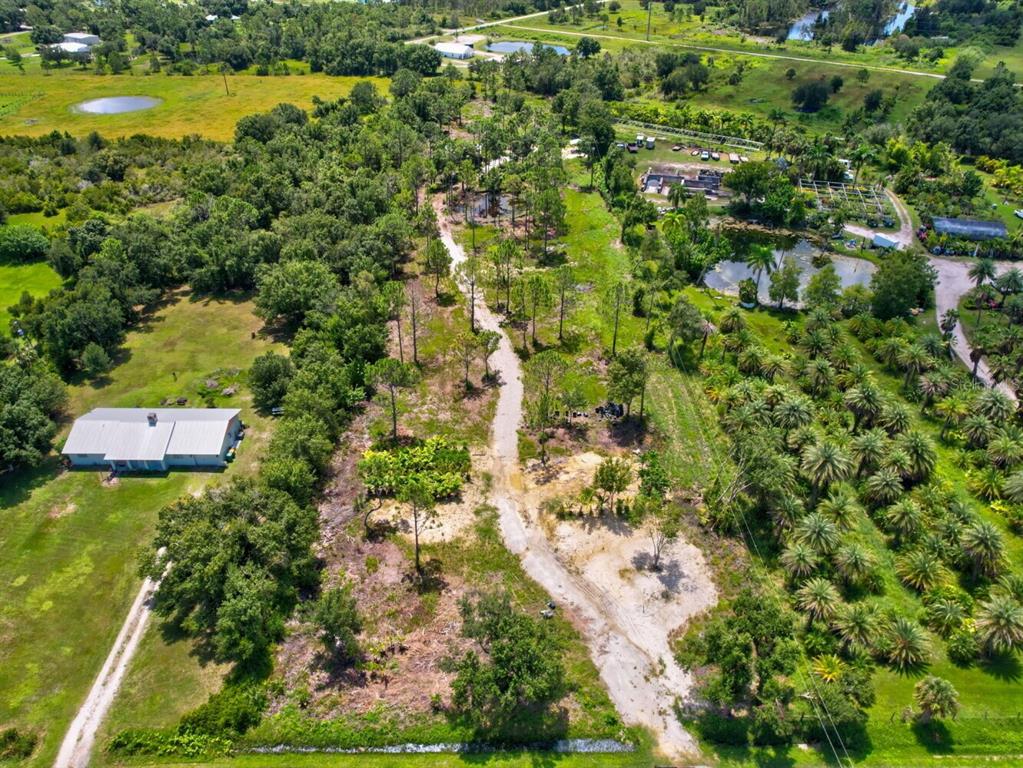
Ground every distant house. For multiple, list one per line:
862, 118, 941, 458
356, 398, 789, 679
63, 31, 100, 46
62, 408, 242, 472
872, 233, 899, 250
932, 217, 1007, 241
434, 42, 474, 59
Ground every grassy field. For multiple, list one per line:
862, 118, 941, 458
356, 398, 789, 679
0, 66, 386, 140
0, 258, 61, 334
0, 291, 282, 768
488, 0, 957, 73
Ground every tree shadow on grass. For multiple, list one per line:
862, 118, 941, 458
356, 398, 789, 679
0, 455, 61, 507
978, 652, 1022, 682
609, 416, 647, 448
911, 719, 954, 753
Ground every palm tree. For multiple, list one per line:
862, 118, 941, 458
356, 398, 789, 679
914, 676, 960, 722
977, 389, 1016, 424
845, 383, 883, 431
865, 468, 904, 506
976, 593, 1023, 655
884, 498, 924, 547
884, 448, 914, 480
874, 336, 909, 371
833, 601, 878, 652
795, 511, 841, 554
775, 396, 814, 434
719, 308, 746, 334
926, 597, 966, 638
898, 343, 933, 390
987, 432, 1023, 469
969, 258, 997, 327
879, 402, 911, 436
781, 541, 820, 580
851, 429, 887, 477
834, 542, 877, 588
1005, 470, 1023, 504
886, 616, 931, 670
806, 358, 835, 397
817, 488, 859, 530
746, 245, 776, 300
812, 654, 847, 684
796, 576, 843, 625
801, 441, 853, 505
961, 520, 1006, 580
897, 431, 937, 482
935, 393, 971, 441
969, 466, 1004, 501
897, 549, 946, 592
963, 414, 995, 448
667, 181, 689, 211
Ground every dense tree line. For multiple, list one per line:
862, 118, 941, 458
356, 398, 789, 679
910, 59, 1023, 164
20, 0, 443, 77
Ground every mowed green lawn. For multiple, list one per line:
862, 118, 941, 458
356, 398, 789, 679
0, 259, 61, 334
0, 66, 387, 140
0, 291, 282, 768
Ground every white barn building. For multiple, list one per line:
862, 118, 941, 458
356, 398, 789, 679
434, 41, 474, 59
63, 32, 101, 46
63, 408, 242, 472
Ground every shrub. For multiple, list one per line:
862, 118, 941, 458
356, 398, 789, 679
0, 728, 37, 760
358, 437, 471, 498
179, 682, 267, 738
947, 624, 979, 665
0, 224, 49, 262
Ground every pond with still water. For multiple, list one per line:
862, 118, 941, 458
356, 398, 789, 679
72, 96, 163, 115
487, 41, 570, 56
705, 233, 875, 306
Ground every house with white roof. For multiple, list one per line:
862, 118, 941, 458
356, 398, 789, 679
63, 32, 101, 46
52, 41, 92, 55
62, 408, 242, 472
434, 41, 474, 59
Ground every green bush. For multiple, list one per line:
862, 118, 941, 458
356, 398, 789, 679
358, 437, 471, 498
107, 728, 231, 758
0, 728, 37, 760
179, 682, 267, 738
0, 225, 49, 262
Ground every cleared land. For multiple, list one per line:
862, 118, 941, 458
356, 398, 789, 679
0, 291, 281, 768
0, 68, 386, 140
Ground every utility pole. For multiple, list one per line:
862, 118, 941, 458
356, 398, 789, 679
221, 69, 230, 96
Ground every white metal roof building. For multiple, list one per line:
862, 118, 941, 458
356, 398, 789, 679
63, 32, 100, 46
63, 408, 242, 471
434, 42, 474, 59
51, 42, 92, 55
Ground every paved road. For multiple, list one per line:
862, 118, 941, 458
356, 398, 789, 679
931, 257, 1018, 401
54, 570, 161, 768
434, 194, 701, 761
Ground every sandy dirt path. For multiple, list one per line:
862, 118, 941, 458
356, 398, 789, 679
931, 257, 1018, 401
53, 572, 160, 768
843, 189, 915, 249
433, 195, 701, 761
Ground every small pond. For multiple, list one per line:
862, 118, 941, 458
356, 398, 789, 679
880, 2, 916, 37
454, 193, 513, 221
72, 96, 163, 115
786, 2, 915, 42
487, 40, 570, 56
704, 234, 876, 306
787, 9, 830, 41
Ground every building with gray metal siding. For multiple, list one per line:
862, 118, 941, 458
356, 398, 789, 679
932, 217, 1007, 241
62, 408, 241, 471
